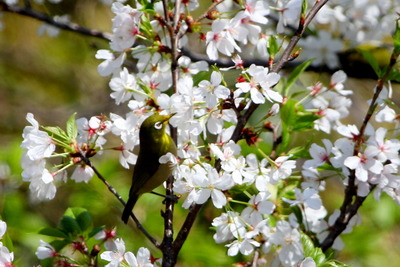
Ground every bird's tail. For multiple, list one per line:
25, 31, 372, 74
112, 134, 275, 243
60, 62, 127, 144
121, 194, 139, 224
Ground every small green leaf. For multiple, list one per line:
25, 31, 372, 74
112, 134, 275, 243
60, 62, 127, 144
66, 113, 77, 140
238, 140, 272, 158
301, 233, 326, 265
42, 126, 68, 140
280, 99, 297, 126
60, 216, 81, 235
358, 49, 381, 77
301, 0, 308, 18
1, 232, 13, 252
268, 35, 279, 58
39, 227, 69, 238
193, 71, 211, 87
388, 68, 400, 82
76, 210, 92, 232
285, 59, 313, 93
292, 113, 320, 131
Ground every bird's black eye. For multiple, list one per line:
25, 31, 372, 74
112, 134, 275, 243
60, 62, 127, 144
154, 121, 163, 130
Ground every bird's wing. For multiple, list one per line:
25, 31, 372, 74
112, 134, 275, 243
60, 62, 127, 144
129, 150, 160, 196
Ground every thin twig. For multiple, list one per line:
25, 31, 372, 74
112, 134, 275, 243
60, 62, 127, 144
79, 153, 160, 248
192, 0, 224, 24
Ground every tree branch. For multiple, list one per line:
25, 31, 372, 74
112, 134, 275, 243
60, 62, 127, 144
0, 2, 112, 41
320, 48, 399, 251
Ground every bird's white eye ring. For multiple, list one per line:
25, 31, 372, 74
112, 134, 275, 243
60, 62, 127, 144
154, 121, 163, 130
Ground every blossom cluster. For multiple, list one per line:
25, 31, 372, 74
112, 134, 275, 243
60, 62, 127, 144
35, 227, 159, 267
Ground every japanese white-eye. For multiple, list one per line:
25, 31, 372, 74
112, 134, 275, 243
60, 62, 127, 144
121, 113, 177, 223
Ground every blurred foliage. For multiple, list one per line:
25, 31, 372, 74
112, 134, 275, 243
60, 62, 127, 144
1, 1, 400, 266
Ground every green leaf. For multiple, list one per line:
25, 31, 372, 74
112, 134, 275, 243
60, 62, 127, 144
66, 113, 77, 140
193, 71, 211, 87
292, 113, 320, 131
1, 232, 13, 252
76, 210, 92, 232
42, 126, 68, 140
301, 233, 326, 265
388, 68, 400, 82
60, 216, 81, 235
301, 0, 308, 18
268, 35, 279, 58
286, 142, 312, 159
39, 227, 69, 238
238, 140, 272, 158
281, 100, 320, 133
358, 49, 381, 77
280, 99, 297, 127
285, 59, 313, 93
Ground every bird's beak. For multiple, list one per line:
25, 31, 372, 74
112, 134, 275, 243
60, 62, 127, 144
162, 113, 176, 123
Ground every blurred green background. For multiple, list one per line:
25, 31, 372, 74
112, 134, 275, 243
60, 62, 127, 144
1, 1, 400, 266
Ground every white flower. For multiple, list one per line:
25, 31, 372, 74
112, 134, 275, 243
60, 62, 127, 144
299, 257, 316, 267
96, 49, 126, 77
124, 247, 153, 267
110, 3, 142, 52
276, 0, 302, 33
36, 240, 57, 260
240, 0, 270, 24
330, 70, 351, 95
0, 243, 14, 266
177, 163, 234, 209
303, 139, 333, 169
118, 147, 138, 169
21, 113, 55, 161
0, 221, 6, 240
367, 127, 400, 163
178, 56, 208, 76
375, 105, 396, 123
269, 156, 296, 183
196, 71, 230, 109
212, 211, 246, 243
29, 168, 57, 200
206, 19, 241, 60
372, 163, 400, 201
344, 146, 383, 183
70, 164, 95, 183
110, 112, 141, 150
100, 238, 126, 267
235, 64, 281, 104
226, 238, 260, 256
270, 221, 304, 267
241, 192, 275, 225
283, 188, 322, 210
110, 68, 141, 105
209, 140, 241, 172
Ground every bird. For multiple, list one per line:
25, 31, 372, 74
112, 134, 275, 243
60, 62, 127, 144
121, 113, 177, 224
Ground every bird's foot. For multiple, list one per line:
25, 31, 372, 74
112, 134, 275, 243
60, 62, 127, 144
150, 191, 180, 204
